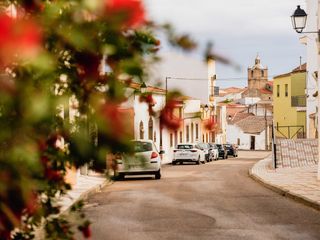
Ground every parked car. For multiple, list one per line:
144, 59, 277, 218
215, 144, 228, 159
116, 140, 163, 180
197, 142, 213, 162
208, 143, 219, 160
224, 144, 238, 157
172, 143, 205, 165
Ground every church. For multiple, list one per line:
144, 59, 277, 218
241, 55, 273, 102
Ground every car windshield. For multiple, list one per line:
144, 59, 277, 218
216, 144, 223, 149
134, 141, 153, 152
177, 144, 193, 149
225, 144, 232, 148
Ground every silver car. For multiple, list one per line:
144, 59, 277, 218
117, 140, 162, 180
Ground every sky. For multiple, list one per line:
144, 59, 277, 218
144, 0, 307, 93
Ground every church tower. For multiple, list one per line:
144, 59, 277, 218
247, 55, 268, 94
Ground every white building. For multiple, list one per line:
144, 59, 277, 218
226, 113, 272, 150
301, 0, 318, 139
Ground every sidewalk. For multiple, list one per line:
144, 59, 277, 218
249, 155, 320, 211
60, 174, 111, 212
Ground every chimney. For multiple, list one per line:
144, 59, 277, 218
208, 58, 216, 103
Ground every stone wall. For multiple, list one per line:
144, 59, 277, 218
275, 139, 318, 168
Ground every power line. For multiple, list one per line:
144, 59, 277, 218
166, 75, 279, 81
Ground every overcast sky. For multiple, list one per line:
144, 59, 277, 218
145, 0, 307, 90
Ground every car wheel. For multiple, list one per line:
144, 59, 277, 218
197, 156, 200, 165
117, 173, 125, 181
155, 170, 161, 180
172, 161, 176, 165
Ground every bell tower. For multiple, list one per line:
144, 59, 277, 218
247, 54, 268, 93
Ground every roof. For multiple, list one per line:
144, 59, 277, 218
274, 63, 307, 79
292, 63, 307, 72
219, 87, 246, 97
259, 88, 272, 94
235, 116, 273, 134
228, 112, 254, 124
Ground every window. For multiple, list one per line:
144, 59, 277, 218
179, 131, 183, 143
206, 133, 209, 143
202, 134, 205, 142
148, 117, 153, 140
277, 85, 280, 97
285, 84, 288, 97
170, 133, 173, 147
186, 125, 190, 142
154, 132, 156, 143
196, 124, 199, 140
237, 138, 240, 145
174, 131, 178, 146
139, 121, 144, 139
179, 107, 182, 118
191, 123, 194, 142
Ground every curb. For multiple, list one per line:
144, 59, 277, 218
64, 178, 114, 213
249, 167, 320, 212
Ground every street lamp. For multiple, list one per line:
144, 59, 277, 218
291, 5, 320, 37
291, 5, 307, 33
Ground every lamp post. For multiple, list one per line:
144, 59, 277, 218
291, 4, 320, 179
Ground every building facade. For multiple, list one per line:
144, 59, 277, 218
273, 64, 307, 139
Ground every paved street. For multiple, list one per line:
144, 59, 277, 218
81, 151, 320, 240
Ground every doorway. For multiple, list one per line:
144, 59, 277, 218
250, 136, 255, 150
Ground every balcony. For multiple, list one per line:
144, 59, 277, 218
291, 95, 306, 107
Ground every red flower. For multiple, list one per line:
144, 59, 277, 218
0, 14, 42, 68
204, 118, 216, 131
139, 93, 156, 115
100, 102, 132, 140
79, 224, 91, 238
105, 0, 145, 28
160, 100, 181, 130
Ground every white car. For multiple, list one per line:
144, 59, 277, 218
208, 143, 219, 161
172, 143, 205, 165
117, 140, 162, 180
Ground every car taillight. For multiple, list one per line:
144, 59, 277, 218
151, 152, 158, 159
191, 150, 197, 152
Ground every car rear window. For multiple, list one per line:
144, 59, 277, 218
134, 141, 153, 152
177, 144, 193, 149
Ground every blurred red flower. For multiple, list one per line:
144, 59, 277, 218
160, 100, 181, 130
0, 14, 42, 68
105, 0, 145, 28
204, 117, 217, 131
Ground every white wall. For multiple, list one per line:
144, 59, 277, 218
305, 0, 319, 138
238, 97, 261, 105
226, 124, 266, 150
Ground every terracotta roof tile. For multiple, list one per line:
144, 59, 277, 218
235, 116, 272, 134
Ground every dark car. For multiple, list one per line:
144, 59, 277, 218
224, 144, 238, 157
215, 144, 228, 159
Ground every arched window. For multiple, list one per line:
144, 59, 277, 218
186, 125, 190, 142
139, 121, 144, 139
191, 123, 194, 142
148, 117, 153, 140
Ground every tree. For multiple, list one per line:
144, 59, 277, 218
0, 0, 196, 239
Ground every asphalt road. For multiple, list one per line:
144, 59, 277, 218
81, 151, 320, 240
